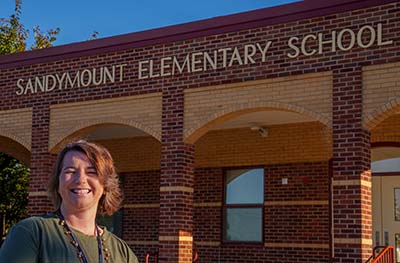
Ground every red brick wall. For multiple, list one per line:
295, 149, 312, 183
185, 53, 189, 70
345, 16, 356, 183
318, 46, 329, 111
123, 207, 159, 237
265, 162, 329, 245
194, 168, 223, 204
265, 162, 329, 202
196, 246, 328, 263
121, 162, 329, 263
194, 168, 223, 242
193, 162, 330, 263
28, 195, 53, 215
265, 205, 329, 244
121, 171, 160, 262
122, 170, 160, 204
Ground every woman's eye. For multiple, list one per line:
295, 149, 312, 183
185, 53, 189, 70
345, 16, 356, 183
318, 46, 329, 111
87, 170, 98, 176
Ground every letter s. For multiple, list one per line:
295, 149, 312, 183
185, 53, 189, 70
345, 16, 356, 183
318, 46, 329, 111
16, 79, 25, 95
287, 37, 300, 58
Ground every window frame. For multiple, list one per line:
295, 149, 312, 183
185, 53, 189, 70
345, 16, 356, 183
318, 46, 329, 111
395, 188, 400, 222
222, 166, 265, 244
395, 233, 400, 263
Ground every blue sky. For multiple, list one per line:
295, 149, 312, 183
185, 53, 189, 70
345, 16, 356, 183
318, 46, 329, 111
1, 0, 299, 47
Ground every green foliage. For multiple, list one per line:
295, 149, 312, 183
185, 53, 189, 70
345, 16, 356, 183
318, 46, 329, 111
0, 153, 29, 237
0, 5, 27, 54
0, 1, 96, 239
0, 1, 60, 55
0, 1, 39, 241
30, 26, 60, 50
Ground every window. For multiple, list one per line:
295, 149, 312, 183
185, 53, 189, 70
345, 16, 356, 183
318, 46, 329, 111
223, 168, 264, 242
371, 147, 400, 173
395, 188, 400, 221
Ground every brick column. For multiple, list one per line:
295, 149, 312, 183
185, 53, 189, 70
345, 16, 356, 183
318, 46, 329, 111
28, 103, 56, 216
159, 87, 195, 263
332, 67, 372, 262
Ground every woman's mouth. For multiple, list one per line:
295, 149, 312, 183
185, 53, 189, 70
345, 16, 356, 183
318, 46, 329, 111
70, 189, 91, 194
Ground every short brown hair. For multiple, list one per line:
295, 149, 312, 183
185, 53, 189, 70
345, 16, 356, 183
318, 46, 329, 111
48, 140, 122, 215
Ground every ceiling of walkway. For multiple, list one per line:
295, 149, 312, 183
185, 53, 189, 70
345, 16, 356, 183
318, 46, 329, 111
213, 110, 314, 130
86, 110, 315, 140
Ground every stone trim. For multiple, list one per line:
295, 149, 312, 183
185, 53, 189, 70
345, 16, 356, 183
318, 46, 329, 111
264, 200, 329, 206
196, 241, 221, 246
159, 186, 194, 193
123, 203, 160, 208
159, 236, 193, 242
264, 242, 329, 249
28, 191, 49, 197
334, 238, 373, 245
332, 180, 371, 187
126, 240, 159, 246
193, 202, 222, 207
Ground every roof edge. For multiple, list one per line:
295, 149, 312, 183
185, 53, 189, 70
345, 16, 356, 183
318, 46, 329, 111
0, 0, 398, 69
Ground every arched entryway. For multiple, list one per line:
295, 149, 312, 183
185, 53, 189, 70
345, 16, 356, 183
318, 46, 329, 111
0, 135, 30, 167
0, 135, 31, 243
186, 106, 332, 263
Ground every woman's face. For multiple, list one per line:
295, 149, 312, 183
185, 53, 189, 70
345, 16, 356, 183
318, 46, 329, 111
58, 150, 104, 215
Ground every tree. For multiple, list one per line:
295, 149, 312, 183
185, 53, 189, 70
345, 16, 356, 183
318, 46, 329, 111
0, 153, 29, 239
0, 1, 98, 242
0, 1, 60, 54
0, 1, 59, 241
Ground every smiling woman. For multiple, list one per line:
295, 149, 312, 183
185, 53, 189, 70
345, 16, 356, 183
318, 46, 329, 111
0, 140, 138, 263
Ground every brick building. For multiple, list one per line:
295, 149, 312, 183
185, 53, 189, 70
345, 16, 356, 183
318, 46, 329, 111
0, 0, 400, 262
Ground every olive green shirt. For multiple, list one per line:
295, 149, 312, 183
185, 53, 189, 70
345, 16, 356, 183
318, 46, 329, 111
0, 214, 138, 263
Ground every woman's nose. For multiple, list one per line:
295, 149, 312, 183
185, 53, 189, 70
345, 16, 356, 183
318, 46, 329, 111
74, 169, 88, 183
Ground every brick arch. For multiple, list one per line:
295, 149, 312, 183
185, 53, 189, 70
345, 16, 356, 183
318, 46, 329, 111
0, 129, 30, 151
363, 97, 400, 131
184, 101, 330, 144
0, 134, 31, 166
49, 117, 161, 153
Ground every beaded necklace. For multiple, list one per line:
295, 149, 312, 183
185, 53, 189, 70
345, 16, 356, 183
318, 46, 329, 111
57, 211, 110, 263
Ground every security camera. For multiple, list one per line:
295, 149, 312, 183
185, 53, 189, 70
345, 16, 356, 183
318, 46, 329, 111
250, 125, 268, 137
257, 127, 268, 137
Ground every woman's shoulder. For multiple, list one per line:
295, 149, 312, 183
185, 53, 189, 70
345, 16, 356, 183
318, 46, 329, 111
12, 213, 58, 232
15, 213, 57, 226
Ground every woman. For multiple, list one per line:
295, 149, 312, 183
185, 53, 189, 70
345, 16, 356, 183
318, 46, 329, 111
0, 140, 138, 263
